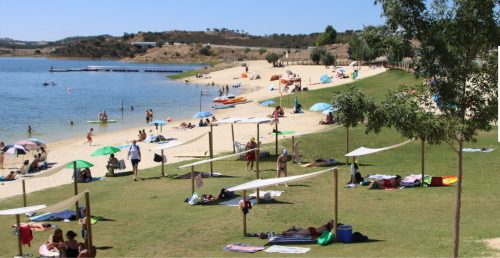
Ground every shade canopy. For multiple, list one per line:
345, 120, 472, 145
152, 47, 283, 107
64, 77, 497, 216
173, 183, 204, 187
345, 140, 412, 157
213, 117, 276, 125
91, 146, 121, 156
66, 160, 94, 169
2, 144, 29, 155
227, 168, 334, 192
0, 205, 47, 216
193, 111, 213, 118
37, 191, 88, 214
261, 100, 276, 107
178, 148, 257, 169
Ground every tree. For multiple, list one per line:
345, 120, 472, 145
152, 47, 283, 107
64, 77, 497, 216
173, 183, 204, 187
316, 25, 337, 46
348, 34, 376, 62
366, 85, 447, 183
375, 0, 499, 256
320, 51, 335, 67
332, 86, 373, 164
258, 48, 267, 55
244, 47, 251, 53
265, 52, 281, 67
199, 45, 212, 56
309, 47, 326, 65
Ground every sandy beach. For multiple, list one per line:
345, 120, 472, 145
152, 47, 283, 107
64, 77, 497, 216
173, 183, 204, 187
0, 60, 385, 201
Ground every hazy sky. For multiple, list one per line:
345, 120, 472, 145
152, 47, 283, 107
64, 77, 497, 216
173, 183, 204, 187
0, 0, 385, 41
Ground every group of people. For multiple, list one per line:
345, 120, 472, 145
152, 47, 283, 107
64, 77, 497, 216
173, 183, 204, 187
218, 85, 230, 97
137, 129, 147, 141
98, 111, 108, 122
272, 106, 285, 121
244, 137, 289, 186
145, 109, 154, 124
198, 117, 217, 127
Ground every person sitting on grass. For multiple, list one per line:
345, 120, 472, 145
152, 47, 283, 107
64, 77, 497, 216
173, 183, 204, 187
48, 228, 67, 256
369, 175, 402, 189
282, 220, 334, 238
65, 230, 82, 258
106, 154, 119, 176
319, 112, 334, 125
79, 168, 92, 182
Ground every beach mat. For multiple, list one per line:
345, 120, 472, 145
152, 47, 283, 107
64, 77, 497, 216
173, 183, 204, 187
224, 243, 265, 253
271, 130, 295, 135
268, 235, 316, 245
462, 148, 494, 153
265, 245, 311, 254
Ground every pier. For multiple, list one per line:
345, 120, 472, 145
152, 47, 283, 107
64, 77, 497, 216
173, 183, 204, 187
49, 65, 185, 73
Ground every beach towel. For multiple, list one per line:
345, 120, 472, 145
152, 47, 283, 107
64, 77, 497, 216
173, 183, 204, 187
367, 174, 396, 180
39, 244, 60, 258
20, 224, 33, 246
249, 190, 283, 200
219, 197, 257, 207
462, 148, 494, 153
271, 130, 295, 135
195, 173, 203, 189
224, 243, 265, 253
31, 210, 76, 222
268, 235, 316, 245
90, 216, 105, 225
401, 175, 424, 187
115, 144, 131, 149
264, 245, 311, 254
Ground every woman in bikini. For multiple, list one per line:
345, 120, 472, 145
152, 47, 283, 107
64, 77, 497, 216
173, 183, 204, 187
283, 220, 334, 238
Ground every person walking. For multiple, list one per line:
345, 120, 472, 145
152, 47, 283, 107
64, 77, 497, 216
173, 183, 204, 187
128, 140, 141, 181
85, 128, 94, 146
276, 149, 288, 186
245, 137, 258, 171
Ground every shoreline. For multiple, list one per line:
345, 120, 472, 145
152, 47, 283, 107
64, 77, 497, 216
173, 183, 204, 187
0, 60, 386, 201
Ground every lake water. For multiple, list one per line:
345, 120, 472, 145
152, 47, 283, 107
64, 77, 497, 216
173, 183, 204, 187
0, 57, 221, 143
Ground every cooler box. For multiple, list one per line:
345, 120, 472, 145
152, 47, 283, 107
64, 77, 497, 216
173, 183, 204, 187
337, 225, 352, 243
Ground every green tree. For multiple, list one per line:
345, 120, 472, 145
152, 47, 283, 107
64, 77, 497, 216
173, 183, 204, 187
320, 51, 335, 67
309, 47, 326, 65
265, 52, 281, 67
332, 86, 373, 163
375, 0, 499, 256
244, 47, 251, 53
366, 85, 447, 183
348, 34, 375, 62
198, 45, 212, 56
316, 25, 337, 46
258, 48, 267, 55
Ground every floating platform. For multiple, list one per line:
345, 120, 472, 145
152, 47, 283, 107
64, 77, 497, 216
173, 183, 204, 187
49, 66, 184, 73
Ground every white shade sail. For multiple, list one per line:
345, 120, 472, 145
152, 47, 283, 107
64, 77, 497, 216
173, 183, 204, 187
227, 168, 335, 192
37, 191, 88, 213
0, 205, 47, 216
345, 140, 412, 157
178, 148, 257, 168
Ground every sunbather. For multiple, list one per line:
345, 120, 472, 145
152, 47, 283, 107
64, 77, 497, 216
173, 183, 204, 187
3, 171, 16, 180
282, 220, 334, 238
369, 175, 402, 189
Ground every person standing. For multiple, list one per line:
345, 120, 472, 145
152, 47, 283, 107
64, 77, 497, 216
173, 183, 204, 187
27, 125, 32, 136
128, 140, 141, 181
85, 128, 94, 146
225, 84, 229, 94
276, 149, 288, 186
0, 141, 4, 169
245, 137, 258, 171
145, 110, 150, 124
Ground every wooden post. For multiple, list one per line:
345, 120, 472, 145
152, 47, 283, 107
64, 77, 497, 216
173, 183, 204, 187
231, 124, 236, 153
256, 124, 260, 203
161, 149, 165, 177
73, 161, 80, 220
191, 166, 195, 194
421, 139, 425, 187
22, 180, 26, 207
16, 214, 22, 256
345, 127, 349, 165
209, 128, 214, 177
275, 122, 278, 156
243, 190, 247, 237
333, 167, 339, 242
85, 192, 94, 257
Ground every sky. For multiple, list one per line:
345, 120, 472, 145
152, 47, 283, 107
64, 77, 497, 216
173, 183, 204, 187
0, 0, 385, 41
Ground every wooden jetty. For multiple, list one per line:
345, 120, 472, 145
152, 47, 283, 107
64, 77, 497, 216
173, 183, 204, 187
49, 66, 184, 73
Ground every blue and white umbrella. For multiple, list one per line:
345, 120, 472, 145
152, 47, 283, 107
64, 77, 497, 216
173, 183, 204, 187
192, 111, 213, 118
322, 107, 339, 115
260, 100, 276, 107
309, 103, 332, 112
2, 144, 29, 155
147, 120, 168, 126
28, 138, 46, 147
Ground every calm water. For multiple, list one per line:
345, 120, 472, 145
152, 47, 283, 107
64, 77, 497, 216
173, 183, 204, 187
0, 57, 221, 143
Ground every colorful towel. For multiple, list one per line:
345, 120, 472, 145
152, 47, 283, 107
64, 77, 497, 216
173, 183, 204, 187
367, 174, 396, 180
224, 243, 265, 253
264, 245, 311, 254
272, 130, 295, 135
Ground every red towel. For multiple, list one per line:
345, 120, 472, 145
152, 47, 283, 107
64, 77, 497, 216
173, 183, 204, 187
20, 224, 33, 246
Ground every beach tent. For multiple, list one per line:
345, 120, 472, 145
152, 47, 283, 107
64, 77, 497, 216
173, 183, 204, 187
226, 168, 341, 240
320, 74, 331, 84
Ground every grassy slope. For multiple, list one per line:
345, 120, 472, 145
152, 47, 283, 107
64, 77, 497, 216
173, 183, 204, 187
0, 70, 498, 257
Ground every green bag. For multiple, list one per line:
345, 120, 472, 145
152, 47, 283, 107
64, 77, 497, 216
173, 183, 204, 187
317, 231, 334, 246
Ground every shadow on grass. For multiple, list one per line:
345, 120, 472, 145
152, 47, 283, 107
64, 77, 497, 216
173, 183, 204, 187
256, 199, 294, 205
95, 246, 113, 250
343, 239, 386, 244
109, 171, 133, 177
287, 184, 310, 187
172, 172, 237, 179
138, 176, 163, 181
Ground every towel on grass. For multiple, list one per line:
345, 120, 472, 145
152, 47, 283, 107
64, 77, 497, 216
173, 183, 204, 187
367, 174, 396, 180
224, 243, 265, 253
462, 148, 494, 153
264, 245, 311, 254
219, 197, 257, 207
249, 190, 283, 200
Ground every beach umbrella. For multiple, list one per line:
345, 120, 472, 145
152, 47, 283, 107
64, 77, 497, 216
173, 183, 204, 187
148, 120, 168, 133
91, 146, 121, 157
322, 107, 339, 115
309, 103, 332, 112
349, 61, 358, 67
338, 68, 346, 73
66, 160, 94, 169
28, 138, 47, 147
260, 100, 276, 107
320, 74, 331, 84
192, 111, 213, 118
2, 144, 29, 156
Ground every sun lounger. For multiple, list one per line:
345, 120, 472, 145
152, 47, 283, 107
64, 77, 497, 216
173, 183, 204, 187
268, 234, 316, 245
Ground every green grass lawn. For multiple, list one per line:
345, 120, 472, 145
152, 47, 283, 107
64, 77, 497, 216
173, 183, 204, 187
1, 70, 498, 257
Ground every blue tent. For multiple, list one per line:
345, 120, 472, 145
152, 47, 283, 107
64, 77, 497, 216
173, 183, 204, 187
320, 74, 331, 84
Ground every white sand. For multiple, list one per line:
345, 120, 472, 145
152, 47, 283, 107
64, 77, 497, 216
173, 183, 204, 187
0, 61, 385, 201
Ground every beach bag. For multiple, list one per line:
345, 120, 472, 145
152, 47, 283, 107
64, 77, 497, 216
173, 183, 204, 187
153, 153, 163, 162
317, 231, 334, 246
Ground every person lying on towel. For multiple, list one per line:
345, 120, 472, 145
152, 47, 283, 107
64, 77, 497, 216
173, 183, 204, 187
282, 220, 334, 238
369, 175, 402, 189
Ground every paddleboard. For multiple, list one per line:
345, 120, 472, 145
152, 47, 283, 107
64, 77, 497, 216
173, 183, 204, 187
212, 104, 235, 109
87, 120, 117, 124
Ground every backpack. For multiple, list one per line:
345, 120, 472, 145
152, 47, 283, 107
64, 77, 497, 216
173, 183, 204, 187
317, 231, 334, 246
